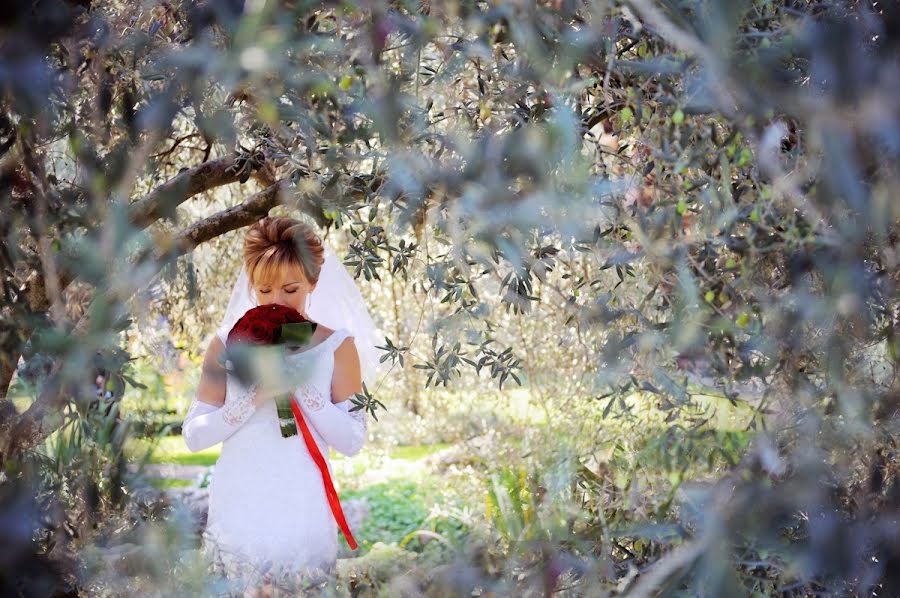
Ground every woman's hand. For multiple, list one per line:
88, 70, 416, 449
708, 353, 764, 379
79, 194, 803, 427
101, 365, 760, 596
251, 384, 283, 409
246, 353, 312, 409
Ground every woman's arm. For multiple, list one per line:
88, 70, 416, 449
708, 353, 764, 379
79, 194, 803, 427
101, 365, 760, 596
181, 336, 263, 453
196, 336, 227, 407
295, 336, 368, 456
331, 335, 363, 404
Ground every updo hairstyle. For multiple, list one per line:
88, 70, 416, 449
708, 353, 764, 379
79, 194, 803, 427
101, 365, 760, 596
243, 217, 325, 289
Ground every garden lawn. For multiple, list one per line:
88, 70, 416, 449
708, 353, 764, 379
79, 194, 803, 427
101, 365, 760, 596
124, 435, 452, 467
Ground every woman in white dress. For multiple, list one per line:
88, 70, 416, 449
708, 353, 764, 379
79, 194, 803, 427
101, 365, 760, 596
180, 217, 378, 596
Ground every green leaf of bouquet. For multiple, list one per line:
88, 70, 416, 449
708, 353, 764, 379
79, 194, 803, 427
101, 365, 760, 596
281, 321, 317, 345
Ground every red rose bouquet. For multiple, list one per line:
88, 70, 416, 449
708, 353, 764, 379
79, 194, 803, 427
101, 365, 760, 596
224, 303, 316, 437
223, 304, 358, 550
226, 303, 312, 346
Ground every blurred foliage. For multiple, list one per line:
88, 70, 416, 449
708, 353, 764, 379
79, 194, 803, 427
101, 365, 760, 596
0, 0, 898, 596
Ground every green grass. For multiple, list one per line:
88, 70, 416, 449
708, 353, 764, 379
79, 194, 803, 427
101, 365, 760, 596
159, 451, 220, 466
148, 477, 193, 489
126, 435, 452, 467
337, 479, 470, 557
388, 443, 451, 460
125, 436, 220, 466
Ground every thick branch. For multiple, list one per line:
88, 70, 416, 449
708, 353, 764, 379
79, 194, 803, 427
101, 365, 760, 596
16, 154, 250, 313
170, 180, 288, 255
127, 154, 244, 228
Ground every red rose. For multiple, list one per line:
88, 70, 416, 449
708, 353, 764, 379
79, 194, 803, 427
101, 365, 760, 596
227, 304, 309, 347
249, 322, 271, 340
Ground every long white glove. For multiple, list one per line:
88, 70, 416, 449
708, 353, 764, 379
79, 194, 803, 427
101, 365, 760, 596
182, 376, 259, 453
294, 382, 368, 457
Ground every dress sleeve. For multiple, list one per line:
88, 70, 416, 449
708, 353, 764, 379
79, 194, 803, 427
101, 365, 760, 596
182, 373, 259, 453
293, 329, 368, 456
295, 392, 368, 457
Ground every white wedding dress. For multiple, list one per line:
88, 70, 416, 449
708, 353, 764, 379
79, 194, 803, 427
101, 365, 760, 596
182, 327, 368, 595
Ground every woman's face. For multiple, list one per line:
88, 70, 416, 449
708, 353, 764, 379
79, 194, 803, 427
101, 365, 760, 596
252, 262, 316, 316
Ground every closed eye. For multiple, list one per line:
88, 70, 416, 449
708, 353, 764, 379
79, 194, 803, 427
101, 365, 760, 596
259, 289, 297, 294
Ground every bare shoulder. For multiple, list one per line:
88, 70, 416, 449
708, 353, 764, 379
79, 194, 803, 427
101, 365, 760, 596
333, 332, 359, 359
335, 332, 357, 349
204, 335, 226, 370
331, 330, 362, 400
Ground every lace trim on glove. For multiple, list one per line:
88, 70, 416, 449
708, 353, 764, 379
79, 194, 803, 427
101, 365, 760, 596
296, 382, 327, 412
222, 380, 258, 426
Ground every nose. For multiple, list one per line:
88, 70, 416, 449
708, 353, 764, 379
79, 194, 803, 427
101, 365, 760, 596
273, 290, 289, 305
261, 291, 285, 306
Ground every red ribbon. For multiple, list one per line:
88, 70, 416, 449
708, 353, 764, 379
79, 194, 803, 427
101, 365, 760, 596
289, 395, 358, 550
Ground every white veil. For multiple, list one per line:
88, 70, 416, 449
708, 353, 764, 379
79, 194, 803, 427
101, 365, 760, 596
215, 243, 381, 390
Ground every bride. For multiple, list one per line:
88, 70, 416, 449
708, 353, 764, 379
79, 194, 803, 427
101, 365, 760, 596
180, 216, 380, 596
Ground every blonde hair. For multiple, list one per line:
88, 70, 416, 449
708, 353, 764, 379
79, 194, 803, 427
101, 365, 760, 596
243, 217, 325, 288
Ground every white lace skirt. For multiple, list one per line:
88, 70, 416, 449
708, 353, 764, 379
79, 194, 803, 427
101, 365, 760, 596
200, 425, 339, 595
